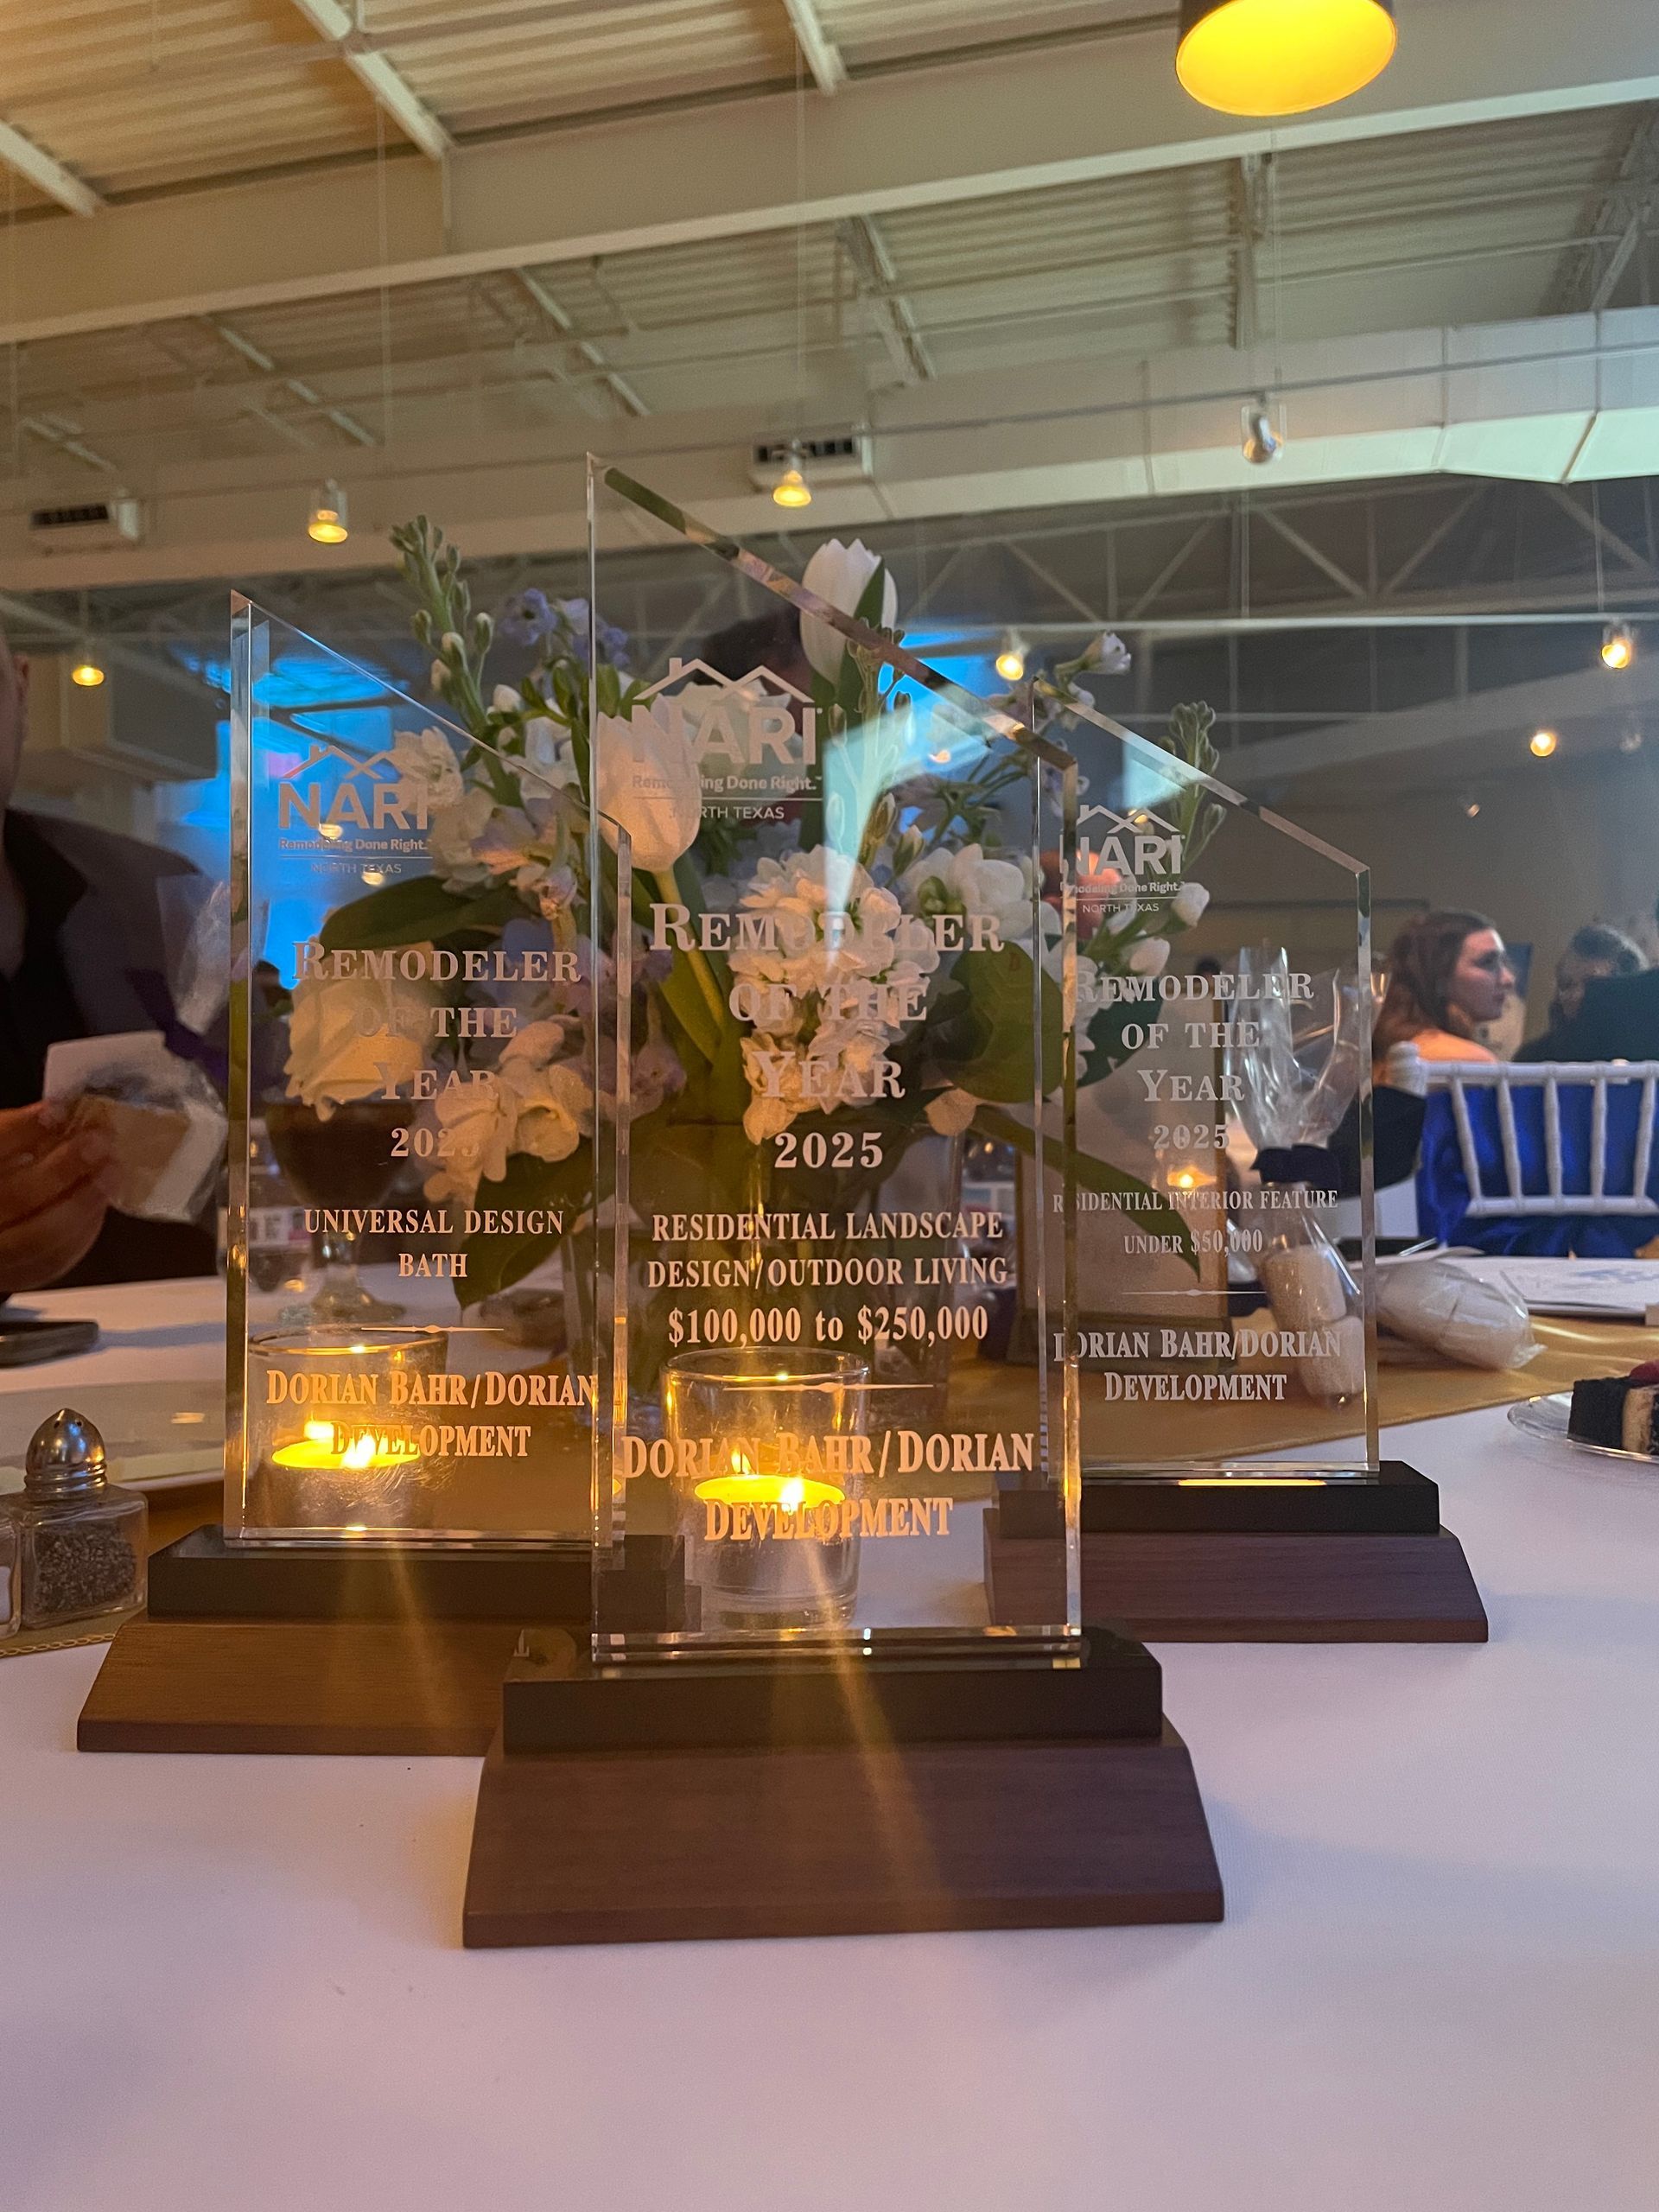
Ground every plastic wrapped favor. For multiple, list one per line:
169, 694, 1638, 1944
1230, 950, 1370, 1404
1376, 1259, 1540, 1371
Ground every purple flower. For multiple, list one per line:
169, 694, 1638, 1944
498, 588, 554, 646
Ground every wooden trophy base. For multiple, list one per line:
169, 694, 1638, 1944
462, 1626, 1224, 1947
984, 1464, 1488, 1643
77, 1526, 606, 1758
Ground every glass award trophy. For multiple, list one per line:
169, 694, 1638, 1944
461, 466, 1222, 1946
80, 593, 606, 1754
984, 679, 1485, 1643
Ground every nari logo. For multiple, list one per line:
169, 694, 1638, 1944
628, 659, 817, 776
275, 743, 432, 839
1079, 801, 1185, 899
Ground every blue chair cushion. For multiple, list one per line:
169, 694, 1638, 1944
1415, 1080, 1659, 1255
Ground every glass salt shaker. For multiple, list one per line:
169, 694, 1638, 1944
2, 1409, 147, 1636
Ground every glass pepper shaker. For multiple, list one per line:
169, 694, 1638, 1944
3, 1409, 147, 1636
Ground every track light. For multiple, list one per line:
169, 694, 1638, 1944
1176, 0, 1397, 118
994, 633, 1027, 683
1529, 728, 1559, 760
1242, 399, 1282, 465
307, 480, 349, 544
1601, 624, 1636, 672
772, 446, 813, 509
70, 645, 105, 688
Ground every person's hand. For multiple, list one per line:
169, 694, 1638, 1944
0, 1101, 111, 1294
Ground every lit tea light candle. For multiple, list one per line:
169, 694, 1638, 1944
695, 1459, 845, 1515
271, 1418, 421, 1473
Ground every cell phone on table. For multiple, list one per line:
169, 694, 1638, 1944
0, 1317, 99, 1367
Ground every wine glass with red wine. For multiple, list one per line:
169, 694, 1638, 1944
264, 1096, 409, 1323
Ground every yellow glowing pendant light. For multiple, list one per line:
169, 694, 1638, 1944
1177, 0, 1396, 116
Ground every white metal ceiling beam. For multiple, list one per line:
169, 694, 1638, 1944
1550, 110, 1659, 313
286, 0, 451, 162
782, 0, 847, 95
836, 216, 933, 382
206, 317, 378, 447
515, 271, 649, 417
5, 0, 1657, 349
0, 118, 102, 217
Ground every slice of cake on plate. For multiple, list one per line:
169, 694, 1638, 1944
1568, 1363, 1659, 1455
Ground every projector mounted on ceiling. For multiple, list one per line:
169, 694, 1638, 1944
28, 497, 144, 551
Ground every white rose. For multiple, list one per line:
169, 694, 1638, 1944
1128, 936, 1171, 977
285, 965, 438, 1115
492, 683, 521, 713
594, 702, 702, 875
800, 539, 898, 683
925, 1087, 980, 1137
392, 726, 463, 810
428, 785, 497, 887
504, 1058, 591, 1166
424, 1074, 518, 1207
1172, 881, 1210, 927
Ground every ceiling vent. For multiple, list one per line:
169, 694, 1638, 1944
28, 497, 143, 551
750, 435, 872, 495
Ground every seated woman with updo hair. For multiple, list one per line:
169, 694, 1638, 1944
1372, 909, 1517, 1085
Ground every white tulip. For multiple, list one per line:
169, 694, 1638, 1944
800, 538, 898, 683
1172, 881, 1210, 927
593, 702, 703, 875
1128, 936, 1171, 977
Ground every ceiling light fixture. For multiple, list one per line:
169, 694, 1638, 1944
70, 645, 105, 688
994, 633, 1027, 683
1529, 728, 1559, 760
1242, 398, 1282, 465
772, 446, 813, 510
1463, 798, 1481, 819
1176, 0, 1397, 117
307, 480, 349, 544
1600, 623, 1636, 672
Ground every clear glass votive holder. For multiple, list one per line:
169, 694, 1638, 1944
248, 1325, 448, 1533
660, 1351, 871, 1634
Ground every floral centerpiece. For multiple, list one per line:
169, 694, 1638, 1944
286, 515, 1216, 1395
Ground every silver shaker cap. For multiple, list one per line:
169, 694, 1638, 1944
25, 1408, 109, 1500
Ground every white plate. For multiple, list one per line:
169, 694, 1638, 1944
0, 1380, 223, 1496
1507, 1389, 1659, 1478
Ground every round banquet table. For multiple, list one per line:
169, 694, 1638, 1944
2, 1279, 1657, 2211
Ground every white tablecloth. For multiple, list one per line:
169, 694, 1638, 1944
3, 1282, 1657, 2211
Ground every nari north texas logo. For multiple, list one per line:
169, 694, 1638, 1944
627, 658, 817, 780
275, 743, 433, 839
1079, 800, 1185, 904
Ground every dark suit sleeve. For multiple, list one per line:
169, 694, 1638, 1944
1541, 972, 1659, 1063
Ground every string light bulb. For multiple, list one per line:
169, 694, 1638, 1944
1529, 728, 1559, 760
70, 645, 105, 688
307, 480, 349, 544
1242, 399, 1282, 465
772, 446, 812, 510
1176, 0, 1397, 117
1601, 624, 1636, 672
994, 633, 1027, 683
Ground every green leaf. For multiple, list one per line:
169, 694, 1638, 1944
319, 875, 524, 953
934, 944, 1062, 1104
973, 1105, 1198, 1274
456, 1144, 592, 1309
